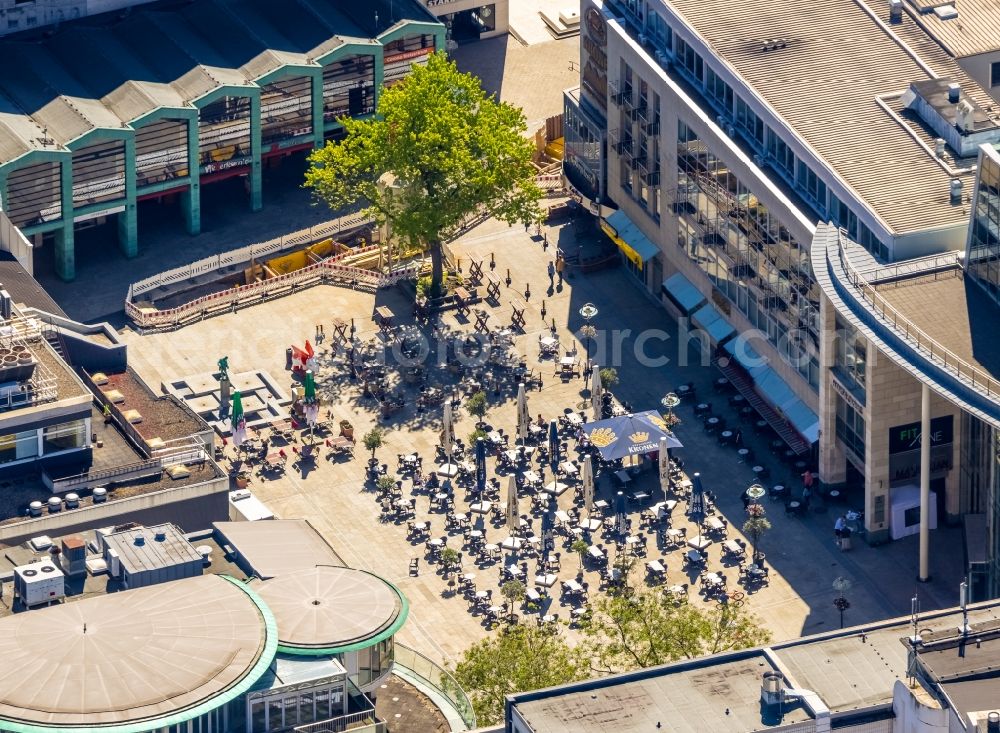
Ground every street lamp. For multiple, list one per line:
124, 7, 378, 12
579, 303, 599, 361
833, 576, 852, 629
747, 482, 766, 504
661, 392, 680, 427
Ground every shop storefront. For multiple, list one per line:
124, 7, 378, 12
425, 0, 508, 43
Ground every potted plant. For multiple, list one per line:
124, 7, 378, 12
340, 419, 354, 440
466, 391, 488, 427
743, 503, 772, 564
234, 471, 250, 489
362, 427, 385, 461
598, 367, 619, 388
570, 538, 590, 572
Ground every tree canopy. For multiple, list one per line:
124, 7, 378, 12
451, 625, 589, 726
581, 590, 771, 674
305, 52, 543, 294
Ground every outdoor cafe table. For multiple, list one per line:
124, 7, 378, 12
428, 538, 445, 548
413, 521, 429, 532
624, 535, 641, 547
534, 573, 558, 588
687, 535, 712, 551
542, 481, 569, 496
565, 412, 583, 427
506, 564, 524, 578
487, 431, 505, 446
523, 470, 541, 487
705, 516, 726, 533
685, 550, 704, 564
501, 536, 524, 551
630, 491, 650, 503
555, 510, 572, 525
474, 590, 490, 600
539, 335, 558, 351
614, 469, 632, 486
646, 560, 666, 574
470, 501, 492, 514
587, 545, 605, 561
571, 606, 590, 618
504, 447, 534, 463
723, 539, 745, 556
666, 584, 687, 597
484, 543, 500, 556
593, 499, 609, 511
263, 452, 284, 468
562, 579, 584, 593
666, 528, 684, 542
578, 518, 603, 532
559, 461, 578, 476
652, 500, 678, 516
702, 572, 725, 588
375, 305, 395, 331
468, 529, 484, 541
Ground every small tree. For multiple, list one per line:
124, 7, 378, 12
742, 503, 772, 564
468, 427, 488, 445
440, 547, 462, 577
579, 324, 598, 359
612, 552, 638, 594
362, 427, 385, 460
466, 391, 488, 426
599, 367, 619, 388
582, 589, 771, 674
452, 625, 589, 725
375, 475, 397, 495
500, 579, 526, 616
570, 538, 590, 572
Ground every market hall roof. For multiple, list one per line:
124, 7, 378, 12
0, 0, 437, 165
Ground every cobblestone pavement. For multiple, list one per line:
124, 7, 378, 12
121, 213, 963, 670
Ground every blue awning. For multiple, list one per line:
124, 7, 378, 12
691, 303, 736, 344
784, 400, 820, 443
662, 272, 706, 314
753, 367, 820, 444
723, 338, 769, 373
603, 210, 659, 263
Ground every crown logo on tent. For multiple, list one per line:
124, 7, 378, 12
629, 431, 650, 444
589, 428, 617, 447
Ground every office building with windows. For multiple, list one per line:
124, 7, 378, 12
0, 0, 444, 281
568, 0, 1000, 592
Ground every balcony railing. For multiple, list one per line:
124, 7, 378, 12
609, 129, 634, 158
834, 229, 1000, 400
393, 644, 477, 729
608, 79, 633, 109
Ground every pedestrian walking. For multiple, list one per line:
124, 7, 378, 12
834, 515, 846, 540
733, 428, 744, 447
547, 260, 555, 287
802, 468, 814, 489
801, 484, 812, 511
555, 254, 565, 285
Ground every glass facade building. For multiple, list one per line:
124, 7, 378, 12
967, 145, 1000, 302
674, 121, 820, 388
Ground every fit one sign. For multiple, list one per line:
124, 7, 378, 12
888, 415, 953, 455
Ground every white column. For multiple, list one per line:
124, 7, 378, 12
919, 382, 931, 582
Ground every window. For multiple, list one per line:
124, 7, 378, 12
42, 419, 86, 454
767, 130, 795, 178
675, 37, 703, 84
835, 393, 865, 461
834, 314, 867, 394
706, 68, 733, 114
0, 430, 38, 463
992, 61, 1000, 87
795, 160, 827, 213
734, 97, 764, 148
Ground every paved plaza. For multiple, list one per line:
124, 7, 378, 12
119, 212, 963, 668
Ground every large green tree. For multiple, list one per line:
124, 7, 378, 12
582, 590, 771, 673
451, 624, 589, 725
305, 52, 543, 295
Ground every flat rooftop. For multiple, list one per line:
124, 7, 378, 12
512, 601, 1000, 731
0, 574, 271, 729
0, 528, 245, 618
102, 521, 204, 574
903, 0, 1000, 57
98, 367, 207, 444
873, 269, 1000, 381
514, 654, 810, 732
213, 519, 343, 579
660, 0, 994, 235
254, 565, 405, 653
